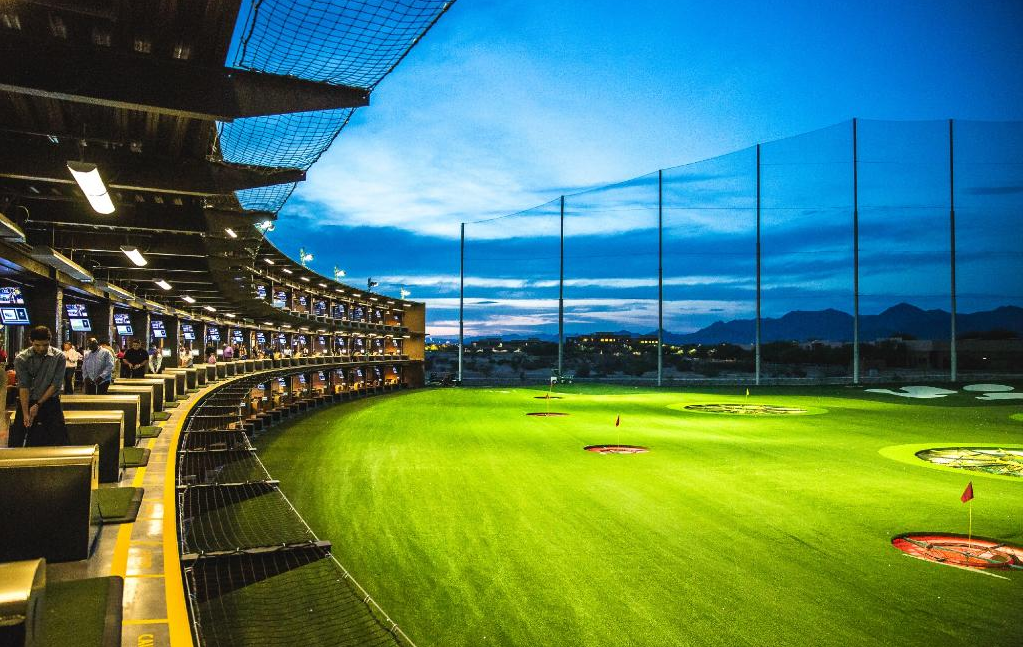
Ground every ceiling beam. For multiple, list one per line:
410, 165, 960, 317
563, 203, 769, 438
0, 40, 370, 122
0, 137, 305, 196
19, 200, 207, 233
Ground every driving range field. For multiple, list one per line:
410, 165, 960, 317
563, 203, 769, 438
255, 385, 1023, 647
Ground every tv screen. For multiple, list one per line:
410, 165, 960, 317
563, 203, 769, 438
256, 285, 268, 299
0, 287, 25, 305
152, 329, 167, 339
256, 332, 267, 344
298, 375, 306, 384
277, 377, 287, 386
333, 304, 346, 318
116, 324, 133, 336
65, 303, 89, 319
69, 318, 92, 332
273, 291, 287, 308
0, 307, 30, 325
183, 332, 195, 341
317, 336, 326, 346
298, 295, 308, 307
314, 300, 327, 315
208, 329, 221, 341
113, 313, 131, 325
298, 335, 307, 344
151, 320, 165, 334
181, 324, 195, 340
181, 324, 194, 334
232, 330, 244, 342
318, 371, 326, 380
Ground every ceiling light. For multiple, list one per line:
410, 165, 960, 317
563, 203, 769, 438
281, 268, 292, 274
120, 245, 148, 267
225, 313, 236, 318
181, 295, 195, 304
300, 276, 310, 282
264, 258, 275, 265
29, 246, 94, 282
155, 279, 172, 290
318, 283, 327, 288
203, 305, 216, 312
66, 161, 115, 214
225, 228, 237, 238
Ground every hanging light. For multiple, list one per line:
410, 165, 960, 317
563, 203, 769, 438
154, 279, 172, 290
264, 258, 275, 265
66, 161, 115, 214
120, 245, 148, 267
181, 295, 196, 304
225, 228, 238, 239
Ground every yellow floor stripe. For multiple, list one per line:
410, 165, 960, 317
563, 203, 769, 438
165, 391, 201, 647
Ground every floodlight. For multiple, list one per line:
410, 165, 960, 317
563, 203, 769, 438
66, 161, 115, 214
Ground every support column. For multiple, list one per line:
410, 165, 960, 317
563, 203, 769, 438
92, 300, 113, 347
852, 118, 860, 385
755, 144, 762, 386
558, 195, 565, 379
949, 119, 957, 383
657, 170, 664, 387
27, 281, 62, 340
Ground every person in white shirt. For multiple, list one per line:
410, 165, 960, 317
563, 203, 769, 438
62, 341, 82, 394
179, 346, 193, 368
148, 346, 163, 374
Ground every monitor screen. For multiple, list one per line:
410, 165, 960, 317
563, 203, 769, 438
65, 303, 89, 319
277, 377, 287, 386
152, 329, 167, 339
208, 329, 221, 341
297, 335, 307, 345
116, 324, 133, 336
256, 332, 267, 344
353, 307, 364, 320
298, 375, 306, 384
69, 318, 92, 332
317, 371, 326, 380
317, 336, 326, 346
151, 320, 165, 332
181, 323, 194, 334
183, 332, 195, 341
273, 291, 287, 308
0, 287, 25, 305
113, 313, 131, 325
0, 306, 30, 325
277, 334, 287, 345
314, 300, 327, 315
256, 285, 268, 299
298, 295, 308, 307
182, 324, 195, 340
332, 304, 346, 318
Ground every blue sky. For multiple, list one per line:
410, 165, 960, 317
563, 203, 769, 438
263, 0, 1023, 338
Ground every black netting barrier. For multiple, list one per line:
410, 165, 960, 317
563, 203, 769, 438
177, 365, 417, 646
220, 0, 456, 212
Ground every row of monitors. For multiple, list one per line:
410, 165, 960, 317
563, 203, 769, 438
258, 366, 400, 388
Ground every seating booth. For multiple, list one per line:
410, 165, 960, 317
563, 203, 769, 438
216, 363, 228, 379
149, 371, 184, 399
65, 412, 124, 483
0, 446, 99, 562
62, 395, 141, 448
105, 385, 156, 427
166, 366, 199, 390
0, 558, 46, 646
113, 378, 166, 411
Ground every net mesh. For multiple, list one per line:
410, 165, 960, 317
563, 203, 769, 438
219, 0, 455, 212
177, 370, 415, 646
456, 119, 1023, 384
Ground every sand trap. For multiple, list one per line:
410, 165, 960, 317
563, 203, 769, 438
975, 393, 1023, 400
865, 386, 957, 399
963, 384, 1014, 392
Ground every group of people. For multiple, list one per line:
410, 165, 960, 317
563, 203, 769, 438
0, 329, 175, 448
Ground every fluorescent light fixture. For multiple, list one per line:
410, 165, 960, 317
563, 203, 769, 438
225, 313, 236, 318
29, 245, 94, 282
0, 211, 26, 243
300, 276, 310, 282
318, 283, 327, 288
120, 245, 148, 267
96, 280, 132, 300
155, 279, 172, 290
281, 268, 293, 274
263, 258, 275, 265
66, 161, 115, 214
181, 295, 196, 304
225, 228, 237, 239
203, 305, 216, 312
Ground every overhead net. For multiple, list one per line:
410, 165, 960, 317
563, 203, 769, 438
178, 372, 415, 646
220, 0, 456, 212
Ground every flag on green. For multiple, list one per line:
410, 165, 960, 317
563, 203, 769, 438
961, 482, 974, 503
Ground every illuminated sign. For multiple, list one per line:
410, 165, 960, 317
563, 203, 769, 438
273, 290, 287, 308
181, 324, 195, 341
0, 307, 30, 325
151, 320, 166, 339
65, 303, 89, 318
0, 287, 25, 305
114, 313, 131, 325
69, 318, 92, 332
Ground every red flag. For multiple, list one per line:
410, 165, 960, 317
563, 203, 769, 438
960, 482, 974, 503
615, 415, 620, 427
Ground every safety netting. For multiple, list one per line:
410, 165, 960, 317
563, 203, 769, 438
177, 370, 417, 646
457, 119, 1023, 384
220, 0, 456, 212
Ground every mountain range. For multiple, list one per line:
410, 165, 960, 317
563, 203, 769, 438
447, 304, 1023, 344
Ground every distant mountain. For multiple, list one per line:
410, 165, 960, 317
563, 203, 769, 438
667, 304, 1023, 344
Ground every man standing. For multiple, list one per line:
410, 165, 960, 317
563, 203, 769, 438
122, 339, 149, 378
10, 326, 68, 447
62, 341, 82, 394
222, 342, 234, 361
148, 345, 163, 374
82, 338, 114, 395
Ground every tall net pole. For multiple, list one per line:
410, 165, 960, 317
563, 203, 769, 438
657, 169, 664, 387
852, 118, 861, 385
458, 222, 464, 384
949, 119, 958, 383
558, 195, 565, 379
755, 144, 762, 386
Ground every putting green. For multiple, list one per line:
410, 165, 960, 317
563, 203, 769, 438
255, 385, 1023, 647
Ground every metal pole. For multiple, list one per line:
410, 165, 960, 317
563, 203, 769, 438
949, 119, 957, 383
657, 169, 663, 387
458, 222, 464, 384
558, 195, 565, 379
852, 118, 860, 385
755, 144, 762, 386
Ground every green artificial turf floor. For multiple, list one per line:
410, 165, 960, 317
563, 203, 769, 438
252, 385, 1023, 647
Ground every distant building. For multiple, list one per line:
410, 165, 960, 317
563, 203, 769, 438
572, 332, 632, 345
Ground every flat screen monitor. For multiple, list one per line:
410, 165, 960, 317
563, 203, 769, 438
273, 291, 287, 308
317, 336, 326, 346
152, 329, 167, 339
116, 324, 133, 336
353, 307, 364, 320
69, 318, 92, 332
65, 303, 89, 319
297, 335, 307, 345
314, 301, 327, 315
332, 304, 346, 318
256, 285, 268, 299
232, 330, 244, 343
113, 313, 131, 325
182, 331, 195, 341
298, 295, 308, 307
256, 332, 267, 344
298, 374, 306, 384
208, 329, 221, 341
277, 377, 287, 386
317, 371, 326, 380
277, 334, 287, 345
151, 320, 166, 338
0, 306, 30, 325
0, 287, 25, 305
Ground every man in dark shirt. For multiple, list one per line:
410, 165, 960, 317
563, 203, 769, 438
122, 339, 149, 378
10, 326, 68, 447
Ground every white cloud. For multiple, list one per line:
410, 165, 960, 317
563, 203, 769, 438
375, 273, 753, 291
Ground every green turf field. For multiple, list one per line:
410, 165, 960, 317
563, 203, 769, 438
255, 385, 1023, 647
